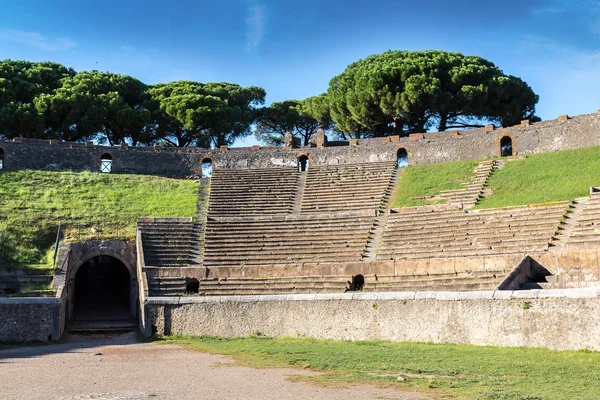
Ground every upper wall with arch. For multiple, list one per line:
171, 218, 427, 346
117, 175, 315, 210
0, 112, 599, 176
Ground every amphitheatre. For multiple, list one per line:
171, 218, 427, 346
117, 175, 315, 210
1, 109, 600, 354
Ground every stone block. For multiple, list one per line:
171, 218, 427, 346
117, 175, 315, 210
459, 291, 495, 300
511, 289, 539, 299
447, 130, 460, 136
492, 290, 513, 299
252, 145, 261, 150
558, 114, 569, 122
219, 145, 228, 151
381, 137, 391, 143
484, 125, 495, 132
521, 120, 530, 126
533, 252, 559, 274
120, 142, 128, 149
430, 258, 456, 274
409, 133, 425, 141
455, 256, 485, 273
349, 139, 358, 146
414, 291, 436, 300
435, 291, 460, 301
389, 135, 400, 142
364, 260, 394, 275
484, 255, 511, 272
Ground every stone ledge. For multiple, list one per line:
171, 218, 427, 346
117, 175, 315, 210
0, 298, 61, 305
145, 288, 600, 304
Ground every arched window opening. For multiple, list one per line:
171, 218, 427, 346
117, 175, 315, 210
201, 158, 213, 178
298, 155, 309, 172
396, 148, 408, 168
185, 278, 200, 294
0, 148, 4, 170
500, 136, 513, 157
100, 153, 113, 173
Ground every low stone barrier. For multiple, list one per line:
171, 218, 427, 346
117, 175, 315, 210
145, 288, 600, 351
0, 298, 61, 342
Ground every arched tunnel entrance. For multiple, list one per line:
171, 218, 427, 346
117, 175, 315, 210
70, 255, 136, 330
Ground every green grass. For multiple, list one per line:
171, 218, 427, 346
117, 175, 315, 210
0, 170, 199, 268
476, 146, 600, 209
163, 336, 600, 400
390, 159, 480, 207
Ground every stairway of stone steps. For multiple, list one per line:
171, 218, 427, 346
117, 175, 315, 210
148, 270, 505, 296
379, 167, 401, 210
138, 219, 201, 267
0, 267, 54, 296
550, 198, 585, 247
148, 276, 189, 296
195, 179, 211, 264
555, 192, 600, 247
363, 211, 390, 260
438, 160, 497, 209
292, 171, 307, 214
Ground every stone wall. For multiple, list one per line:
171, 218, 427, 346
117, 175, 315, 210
1, 112, 599, 176
146, 288, 600, 351
0, 298, 61, 342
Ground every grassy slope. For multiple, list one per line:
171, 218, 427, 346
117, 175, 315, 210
390, 159, 480, 207
164, 336, 600, 400
0, 171, 199, 268
477, 146, 600, 209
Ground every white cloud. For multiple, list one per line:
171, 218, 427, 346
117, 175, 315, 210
245, 4, 266, 52
0, 29, 77, 51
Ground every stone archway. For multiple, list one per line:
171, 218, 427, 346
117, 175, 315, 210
73, 255, 131, 322
63, 241, 138, 327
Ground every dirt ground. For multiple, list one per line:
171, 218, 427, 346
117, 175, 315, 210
0, 333, 428, 400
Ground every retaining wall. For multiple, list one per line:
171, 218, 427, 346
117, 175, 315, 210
0, 298, 61, 342
146, 288, 600, 351
1, 112, 600, 175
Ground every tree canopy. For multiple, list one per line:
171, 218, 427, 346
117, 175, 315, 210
147, 81, 265, 147
255, 95, 332, 146
327, 50, 539, 137
35, 71, 151, 144
0, 60, 75, 139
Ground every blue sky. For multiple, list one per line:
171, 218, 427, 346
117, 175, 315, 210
1, 0, 599, 147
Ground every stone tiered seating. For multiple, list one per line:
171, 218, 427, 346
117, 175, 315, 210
148, 276, 188, 296
209, 167, 298, 216
438, 160, 496, 208
566, 192, 600, 246
147, 270, 506, 296
378, 203, 569, 260
138, 219, 200, 267
202, 213, 375, 267
0, 267, 54, 296
300, 161, 396, 213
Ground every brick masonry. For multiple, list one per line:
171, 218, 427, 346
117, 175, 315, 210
1, 112, 600, 176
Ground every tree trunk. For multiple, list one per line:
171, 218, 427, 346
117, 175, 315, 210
438, 114, 448, 131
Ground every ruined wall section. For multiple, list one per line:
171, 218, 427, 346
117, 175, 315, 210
1, 112, 599, 175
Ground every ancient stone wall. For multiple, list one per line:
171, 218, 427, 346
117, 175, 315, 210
146, 288, 600, 351
1, 112, 599, 176
0, 298, 61, 342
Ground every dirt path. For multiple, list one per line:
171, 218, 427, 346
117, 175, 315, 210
0, 333, 427, 400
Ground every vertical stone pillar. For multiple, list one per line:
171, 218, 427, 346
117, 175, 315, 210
315, 129, 327, 148
284, 132, 294, 149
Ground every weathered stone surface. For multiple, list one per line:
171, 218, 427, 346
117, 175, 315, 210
147, 292, 600, 351
2, 112, 600, 175
0, 298, 61, 342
